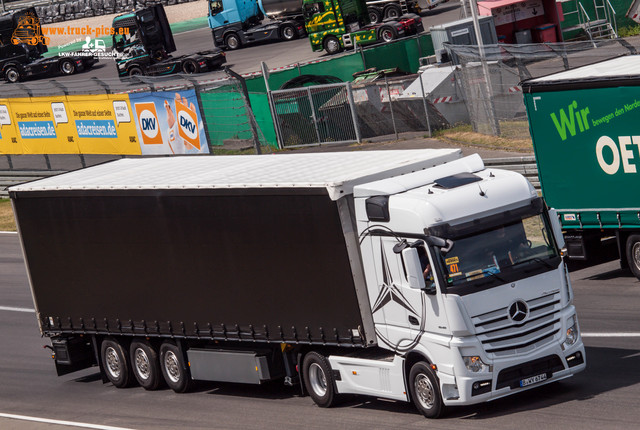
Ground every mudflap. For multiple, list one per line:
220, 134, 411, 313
51, 336, 96, 376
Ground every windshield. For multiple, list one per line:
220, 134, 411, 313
438, 213, 559, 293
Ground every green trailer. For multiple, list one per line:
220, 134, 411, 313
522, 55, 640, 278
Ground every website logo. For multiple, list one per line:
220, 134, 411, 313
135, 102, 163, 145
11, 14, 49, 46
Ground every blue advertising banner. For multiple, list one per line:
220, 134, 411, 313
129, 89, 209, 155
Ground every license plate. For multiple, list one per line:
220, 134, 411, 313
520, 373, 548, 387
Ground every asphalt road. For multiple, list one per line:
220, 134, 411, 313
1, 232, 640, 429
0, 3, 463, 86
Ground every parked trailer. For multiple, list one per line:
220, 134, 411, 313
522, 54, 640, 278
10, 150, 585, 418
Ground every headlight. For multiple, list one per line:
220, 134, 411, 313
563, 316, 579, 349
463, 356, 492, 373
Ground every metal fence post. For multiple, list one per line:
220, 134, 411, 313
262, 62, 284, 149
418, 74, 432, 138
225, 67, 262, 155
346, 83, 361, 143
307, 87, 322, 144
384, 75, 398, 140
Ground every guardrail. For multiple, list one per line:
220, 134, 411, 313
0, 155, 541, 198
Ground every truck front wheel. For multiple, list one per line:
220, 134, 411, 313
625, 234, 640, 280
302, 351, 339, 407
130, 340, 162, 390
101, 338, 133, 388
224, 33, 241, 50
128, 66, 143, 77
384, 4, 402, 19
368, 7, 383, 24
408, 362, 444, 418
159, 341, 193, 393
182, 59, 199, 74
323, 36, 342, 55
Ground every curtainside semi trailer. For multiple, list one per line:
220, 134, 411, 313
10, 150, 585, 418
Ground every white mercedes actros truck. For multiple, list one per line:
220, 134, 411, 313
10, 149, 585, 418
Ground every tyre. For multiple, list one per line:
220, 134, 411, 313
368, 7, 383, 24
128, 66, 143, 77
130, 340, 163, 390
408, 362, 444, 418
323, 36, 341, 55
182, 59, 199, 74
384, 4, 402, 19
101, 338, 134, 388
625, 234, 640, 280
280, 24, 297, 41
224, 33, 241, 50
379, 25, 398, 43
302, 351, 339, 408
59, 59, 76, 76
159, 341, 193, 393
4, 66, 21, 83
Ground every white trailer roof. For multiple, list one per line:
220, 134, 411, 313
10, 149, 462, 200
528, 55, 640, 82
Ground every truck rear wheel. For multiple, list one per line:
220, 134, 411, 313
384, 4, 402, 19
408, 362, 444, 418
368, 6, 383, 24
302, 352, 339, 407
4, 66, 21, 83
323, 36, 342, 55
379, 26, 398, 42
280, 24, 297, 41
159, 341, 193, 393
59, 59, 76, 76
625, 235, 640, 280
182, 59, 199, 74
130, 340, 162, 390
101, 338, 133, 388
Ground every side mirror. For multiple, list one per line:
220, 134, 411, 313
401, 247, 426, 290
425, 236, 454, 254
547, 208, 565, 249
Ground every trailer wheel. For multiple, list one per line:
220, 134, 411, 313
408, 362, 444, 418
280, 24, 297, 41
128, 66, 143, 77
224, 33, 241, 50
384, 4, 402, 19
182, 59, 199, 74
302, 352, 339, 407
368, 6, 383, 24
4, 66, 21, 83
625, 235, 640, 280
130, 340, 162, 390
379, 25, 398, 42
323, 36, 342, 55
101, 338, 133, 388
59, 59, 76, 76
160, 341, 193, 393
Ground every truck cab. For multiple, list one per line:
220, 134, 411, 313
113, 4, 225, 77
336, 154, 585, 417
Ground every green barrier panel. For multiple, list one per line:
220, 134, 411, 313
200, 86, 256, 146
560, 0, 636, 35
362, 34, 433, 74
249, 92, 278, 147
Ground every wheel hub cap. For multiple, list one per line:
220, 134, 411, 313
164, 351, 181, 383
415, 374, 435, 409
105, 347, 121, 378
135, 349, 150, 380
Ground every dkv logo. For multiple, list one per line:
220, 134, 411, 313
135, 102, 163, 145
176, 98, 200, 150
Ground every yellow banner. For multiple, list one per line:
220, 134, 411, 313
0, 94, 141, 155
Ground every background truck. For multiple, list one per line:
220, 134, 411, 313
208, 0, 425, 51
112, 4, 226, 77
10, 150, 585, 418
0, 8, 97, 83
208, 0, 307, 50
522, 54, 640, 278
303, 0, 423, 54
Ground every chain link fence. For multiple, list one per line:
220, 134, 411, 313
446, 39, 639, 138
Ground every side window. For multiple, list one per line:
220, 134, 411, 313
210, 0, 224, 15
416, 245, 435, 289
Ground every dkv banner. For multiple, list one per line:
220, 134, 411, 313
130, 89, 209, 155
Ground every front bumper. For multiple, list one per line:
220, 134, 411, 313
442, 340, 586, 406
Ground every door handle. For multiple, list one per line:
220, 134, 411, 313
408, 316, 419, 326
